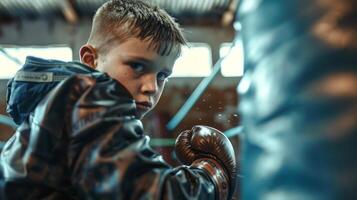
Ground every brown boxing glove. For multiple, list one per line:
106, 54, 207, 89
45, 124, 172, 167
175, 125, 237, 200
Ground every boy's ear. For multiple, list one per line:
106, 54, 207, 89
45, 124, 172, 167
79, 44, 98, 68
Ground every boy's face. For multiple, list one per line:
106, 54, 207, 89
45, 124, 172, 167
80, 38, 179, 119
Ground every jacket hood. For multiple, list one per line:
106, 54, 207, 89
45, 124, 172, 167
6, 56, 102, 125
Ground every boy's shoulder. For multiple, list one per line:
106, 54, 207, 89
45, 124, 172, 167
6, 56, 103, 125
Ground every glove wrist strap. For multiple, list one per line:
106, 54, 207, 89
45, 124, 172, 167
191, 158, 229, 200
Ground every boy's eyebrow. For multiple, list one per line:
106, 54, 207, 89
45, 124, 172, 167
127, 56, 154, 65
127, 56, 173, 73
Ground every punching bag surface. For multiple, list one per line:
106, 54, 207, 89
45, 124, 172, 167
237, 0, 357, 199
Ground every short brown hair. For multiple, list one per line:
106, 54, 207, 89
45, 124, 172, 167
88, 0, 186, 56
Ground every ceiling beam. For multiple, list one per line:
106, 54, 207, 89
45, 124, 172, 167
60, 0, 78, 24
222, 0, 239, 27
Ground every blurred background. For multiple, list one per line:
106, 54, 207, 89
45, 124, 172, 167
0, 0, 242, 167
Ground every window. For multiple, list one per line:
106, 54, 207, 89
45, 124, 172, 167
171, 43, 212, 77
0, 46, 72, 79
219, 41, 244, 77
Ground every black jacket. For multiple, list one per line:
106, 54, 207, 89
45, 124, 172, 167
0, 57, 218, 200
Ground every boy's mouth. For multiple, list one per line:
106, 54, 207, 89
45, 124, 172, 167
135, 101, 152, 111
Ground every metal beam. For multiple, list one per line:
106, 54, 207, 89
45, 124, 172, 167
150, 125, 243, 147
0, 48, 22, 65
60, 0, 78, 24
222, 0, 239, 26
166, 37, 239, 131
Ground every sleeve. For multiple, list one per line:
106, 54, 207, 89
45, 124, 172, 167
65, 75, 217, 200
0, 74, 218, 200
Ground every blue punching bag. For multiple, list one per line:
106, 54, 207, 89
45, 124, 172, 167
237, 0, 357, 199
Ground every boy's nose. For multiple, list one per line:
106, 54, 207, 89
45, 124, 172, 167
141, 73, 158, 95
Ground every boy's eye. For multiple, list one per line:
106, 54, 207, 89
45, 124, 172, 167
157, 71, 171, 82
130, 63, 145, 73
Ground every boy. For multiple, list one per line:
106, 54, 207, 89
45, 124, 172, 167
79, 0, 184, 119
1, 0, 237, 199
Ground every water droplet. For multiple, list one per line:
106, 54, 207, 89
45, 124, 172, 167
209, 106, 212, 109
202, 99, 206, 102
218, 107, 222, 110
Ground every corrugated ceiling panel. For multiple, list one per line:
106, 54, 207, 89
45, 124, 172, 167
0, 0, 62, 17
75, 0, 108, 14
74, 0, 231, 16
0, 0, 232, 19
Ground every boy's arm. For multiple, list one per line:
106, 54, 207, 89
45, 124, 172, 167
0, 75, 236, 199
66, 75, 237, 199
